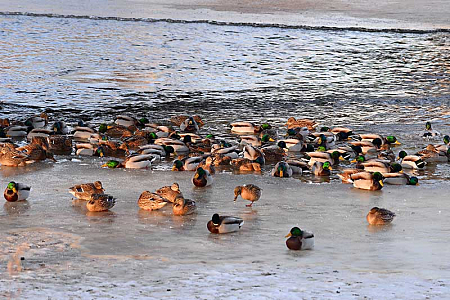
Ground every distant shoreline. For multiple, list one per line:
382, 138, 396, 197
0, 0, 449, 31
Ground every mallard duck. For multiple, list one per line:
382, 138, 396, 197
0, 147, 34, 167
272, 161, 293, 178
338, 168, 364, 184
382, 173, 419, 185
86, 193, 116, 212
233, 184, 261, 207
155, 138, 189, 154
286, 127, 309, 140
261, 141, 287, 162
350, 140, 382, 154
4, 182, 31, 202
119, 135, 149, 151
361, 161, 402, 173
69, 181, 104, 200
277, 138, 304, 152
75, 143, 96, 156
359, 134, 400, 146
417, 144, 448, 162
398, 151, 426, 169
25, 113, 48, 129
114, 115, 137, 128
172, 195, 197, 215
102, 154, 156, 169
230, 122, 261, 134
285, 159, 309, 175
231, 158, 261, 172
211, 153, 232, 166
207, 214, 244, 234
239, 135, 263, 147
285, 117, 317, 131
421, 121, 440, 138
285, 227, 315, 250
349, 172, 384, 191
99, 124, 134, 138
198, 156, 216, 175
192, 167, 213, 187
27, 128, 53, 140
139, 144, 174, 157
243, 145, 265, 165
5, 126, 28, 138
366, 207, 396, 225
73, 126, 97, 141
307, 150, 341, 166
212, 145, 239, 159
52, 121, 69, 135
172, 156, 203, 171
95, 144, 127, 158
16, 143, 56, 162
47, 135, 73, 155
155, 183, 183, 203
138, 192, 168, 211
311, 161, 332, 176
330, 127, 353, 140
179, 116, 199, 132
170, 115, 204, 128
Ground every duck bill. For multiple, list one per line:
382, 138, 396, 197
12, 188, 17, 193
285, 233, 292, 238
269, 138, 275, 142
171, 166, 177, 171
350, 159, 357, 163
101, 163, 108, 168
379, 180, 384, 187
339, 156, 345, 161
394, 141, 401, 145
280, 170, 284, 177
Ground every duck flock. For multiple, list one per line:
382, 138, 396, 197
1, 113, 449, 250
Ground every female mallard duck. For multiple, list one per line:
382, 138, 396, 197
233, 184, 261, 207
211, 153, 232, 166
207, 214, 244, 234
231, 158, 261, 172
285, 117, 317, 131
350, 172, 384, 191
155, 182, 183, 203
366, 207, 396, 225
417, 144, 448, 163
243, 145, 265, 165
261, 141, 287, 162
119, 135, 149, 151
138, 192, 169, 211
311, 161, 332, 176
397, 151, 426, 169
16, 142, 56, 162
172, 195, 197, 215
170, 115, 204, 128
179, 116, 199, 133
230, 122, 260, 134
86, 193, 116, 212
4, 182, 31, 202
271, 161, 293, 178
192, 167, 213, 187
69, 181, 104, 200
47, 135, 73, 155
0, 147, 34, 167
382, 173, 419, 185
285, 227, 315, 250
99, 124, 134, 138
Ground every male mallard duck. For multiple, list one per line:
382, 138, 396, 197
285, 117, 317, 131
285, 227, 315, 250
138, 192, 169, 211
198, 156, 216, 175
139, 144, 174, 157
361, 161, 402, 173
309, 132, 336, 149
25, 113, 48, 129
0, 147, 34, 167
233, 184, 261, 207
75, 143, 97, 156
350, 172, 384, 191
155, 138, 189, 154
286, 127, 309, 140
86, 193, 116, 212
397, 151, 426, 169
285, 159, 309, 175
337, 168, 364, 184
231, 158, 261, 172
366, 207, 396, 225
421, 121, 440, 138
172, 156, 203, 171
212, 145, 239, 159
311, 161, 332, 176
73, 126, 97, 141
349, 139, 382, 155
278, 138, 305, 152
172, 195, 197, 215
52, 121, 69, 135
192, 167, 213, 187
207, 214, 244, 234
4, 182, 31, 202
95, 144, 127, 158
359, 134, 400, 146
5, 126, 28, 138
261, 141, 287, 162
69, 181, 104, 200
102, 154, 156, 169
307, 150, 341, 166
243, 145, 265, 165
27, 128, 53, 140
114, 115, 138, 128
239, 135, 263, 147
382, 173, 419, 185
330, 127, 353, 140
271, 161, 293, 178
155, 182, 183, 203
338, 145, 363, 161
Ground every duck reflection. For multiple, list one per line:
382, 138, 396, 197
3, 200, 30, 216
367, 223, 394, 233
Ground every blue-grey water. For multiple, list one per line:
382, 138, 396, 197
1, 13, 450, 299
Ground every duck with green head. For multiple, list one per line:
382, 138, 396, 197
207, 214, 244, 234
271, 161, 293, 178
350, 171, 384, 191
311, 161, 332, 176
4, 182, 31, 202
397, 150, 426, 169
192, 167, 213, 187
383, 173, 419, 185
261, 141, 287, 162
285, 227, 315, 250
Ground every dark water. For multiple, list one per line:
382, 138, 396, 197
1, 14, 450, 130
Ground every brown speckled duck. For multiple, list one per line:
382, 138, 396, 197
366, 207, 396, 225
86, 193, 116, 212
69, 181, 104, 200
172, 195, 197, 216
155, 183, 183, 203
138, 192, 169, 211
233, 184, 262, 207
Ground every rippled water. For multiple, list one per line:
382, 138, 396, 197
1, 14, 450, 298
